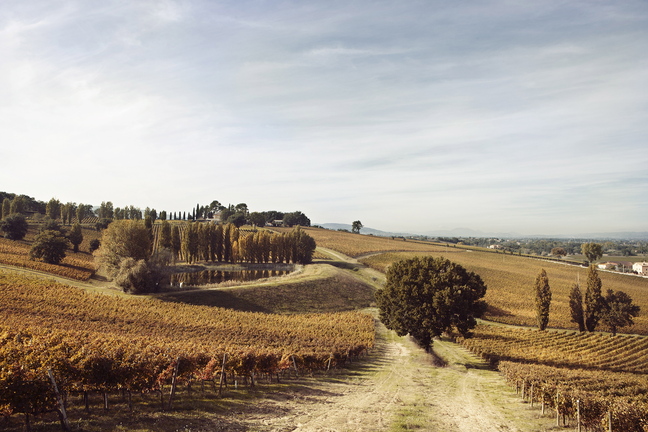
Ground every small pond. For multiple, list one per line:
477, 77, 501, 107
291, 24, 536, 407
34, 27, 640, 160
170, 268, 292, 286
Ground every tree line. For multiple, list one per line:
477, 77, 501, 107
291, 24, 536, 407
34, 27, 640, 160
96, 220, 317, 293
1, 192, 311, 230
534, 265, 640, 335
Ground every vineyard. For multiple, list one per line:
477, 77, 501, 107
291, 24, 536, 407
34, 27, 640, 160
360, 250, 648, 334
0, 270, 375, 428
0, 236, 95, 281
458, 324, 648, 373
274, 227, 449, 257
452, 325, 648, 429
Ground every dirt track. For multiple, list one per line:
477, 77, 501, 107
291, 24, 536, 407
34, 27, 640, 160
220, 320, 552, 432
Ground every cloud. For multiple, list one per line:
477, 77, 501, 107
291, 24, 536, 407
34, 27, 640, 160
0, 0, 646, 235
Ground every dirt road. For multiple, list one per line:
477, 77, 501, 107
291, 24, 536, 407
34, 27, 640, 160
218, 319, 552, 432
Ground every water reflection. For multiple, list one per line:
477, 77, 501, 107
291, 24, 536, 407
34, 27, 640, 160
170, 269, 290, 286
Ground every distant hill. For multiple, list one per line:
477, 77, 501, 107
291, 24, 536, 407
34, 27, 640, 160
318, 223, 648, 241
316, 223, 414, 238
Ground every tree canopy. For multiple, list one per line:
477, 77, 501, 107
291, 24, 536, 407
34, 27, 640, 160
601, 289, 640, 336
581, 242, 603, 264
283, 211, 310, 227
68, 223, 83, 253
0, 213, 28, 240
94, 220, 152, 278
29, 230, 69, 264
352, 220, 363, 234
376, 256, 487, 350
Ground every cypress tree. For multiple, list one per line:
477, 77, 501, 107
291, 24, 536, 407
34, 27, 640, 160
584, 266, 604, 332
534, 269, 551, 330
69, 223, 84, 253
569, 283, 586, 332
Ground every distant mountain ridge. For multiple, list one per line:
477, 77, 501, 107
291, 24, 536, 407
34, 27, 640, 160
317, 223, 648, 241
316, 223, 413, 238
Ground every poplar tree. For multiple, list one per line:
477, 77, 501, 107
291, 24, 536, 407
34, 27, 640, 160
171, 225, 181, 261
214, 224, 224, 261
2, 198, 11, 219
229, 223, 239, 263
9, 196, 24, 214
159, 220, 172, 249
76, 204, 89, 223
534, 269, 551, 330
222, 224, 230, 262
182, 223, 199, 263
584, 266, 604, 332
46, 198, 61, 220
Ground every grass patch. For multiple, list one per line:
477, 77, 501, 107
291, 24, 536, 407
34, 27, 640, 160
158, 264, 377, 313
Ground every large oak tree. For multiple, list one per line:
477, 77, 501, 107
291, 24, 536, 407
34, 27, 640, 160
376, 256, 487, 350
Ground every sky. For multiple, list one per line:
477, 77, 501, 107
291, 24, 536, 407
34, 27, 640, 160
1, 1, 647, 236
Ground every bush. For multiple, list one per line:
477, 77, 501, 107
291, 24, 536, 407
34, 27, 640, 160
0, 213, 29, 240
89, 239, 101, 253
29, 230, 69, 264
115, 258, 152, 293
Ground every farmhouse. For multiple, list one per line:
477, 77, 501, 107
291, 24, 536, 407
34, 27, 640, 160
633, 262, 648, 276
598, 261, 634, 272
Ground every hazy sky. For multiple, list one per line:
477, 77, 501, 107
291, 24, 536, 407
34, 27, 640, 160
1, 1, 647, 235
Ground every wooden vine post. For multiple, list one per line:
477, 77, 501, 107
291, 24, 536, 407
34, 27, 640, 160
219, 353, 228, 397
530, 383, 534, 408
48, 369, 71, 432
168, 358, 180, 410
576, 399, 581, 432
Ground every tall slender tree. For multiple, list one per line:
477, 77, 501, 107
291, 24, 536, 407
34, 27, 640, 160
214, 224, 224, 262
1, 198, 10, 219
534, 269, 551, 330
569, 283, 586, 332
159, 220, 172, 249
9, 195, 25, 214
584, 266, 604, 332
171, 225, 181, 261
46, 198, 61, 220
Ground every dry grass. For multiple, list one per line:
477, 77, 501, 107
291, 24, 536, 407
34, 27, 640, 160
158, 264, 377, 314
